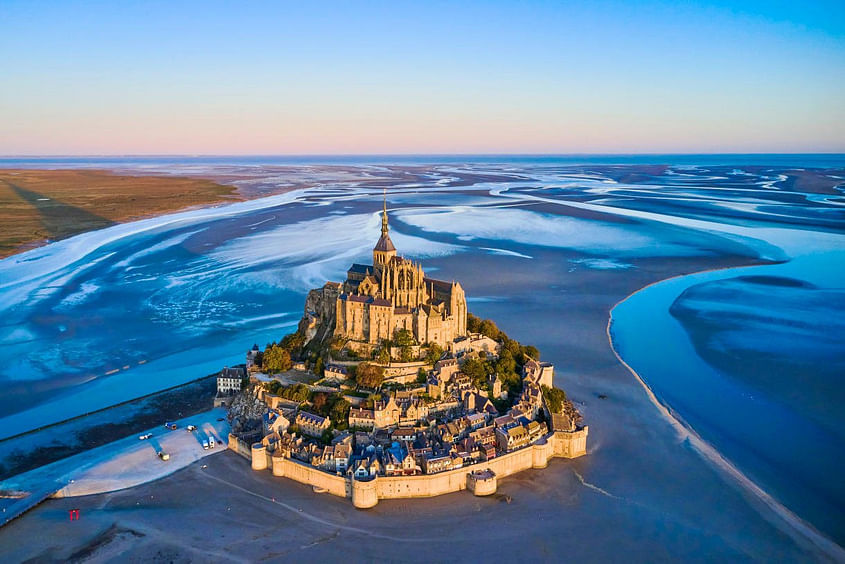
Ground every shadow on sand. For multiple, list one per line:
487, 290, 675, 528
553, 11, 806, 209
7, 182, 116, 241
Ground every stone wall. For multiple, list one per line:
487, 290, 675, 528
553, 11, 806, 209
244, 426, 588, 508
271, 455, 349, 498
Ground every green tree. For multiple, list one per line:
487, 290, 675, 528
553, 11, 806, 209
467, 313, 482, 333
542, 385, 566, 413
377, 347, 391, 365
280, 332, 306, 355
314, 356, 324, 377
416, 367, 428, 384
279, 383, 310, 403
495, 348, 517, 375
522, 345, 540, 361
462, 357, 491, 389
424, 343, 443, 364
310, 391, 328, 413
263, 345, 292, 373
356, 362, 385, 389
328, 397, 351, 427
394, 329, 415, 346
479, 319, 500, 340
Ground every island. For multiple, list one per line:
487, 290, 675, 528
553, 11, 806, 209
224, 199, 588, 508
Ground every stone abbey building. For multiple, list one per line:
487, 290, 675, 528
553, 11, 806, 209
334, 201, 467, 347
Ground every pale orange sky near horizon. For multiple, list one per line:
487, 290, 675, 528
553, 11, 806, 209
2, 1, 844, 155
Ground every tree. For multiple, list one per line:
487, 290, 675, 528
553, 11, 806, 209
394, 329, 415, 346
495, 348, 516, 376
522, 345, 540, 361
479, 319, 500, 341
263, 345, 292, 373
279, 383, 310, 403
311, 391, 328, 413
263, 380, 283, 395
280, 332, 306, 355
328, 397, 351, 427
377, 347, 391, 365
424, 343, 443, 364
467, 313, 482, 334
321, 429, 334, 445
356, 362, 385, 389
314, 356, 324, 377
462, 357, 490, 389
542, 385, 566, 413
399, 346, 414, 363
416, 367, 427, 384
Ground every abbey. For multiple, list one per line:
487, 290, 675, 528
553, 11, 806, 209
334, 202, 467, 347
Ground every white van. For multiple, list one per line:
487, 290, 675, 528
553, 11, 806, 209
202, 440, 209, 450
209, 436, 216, 449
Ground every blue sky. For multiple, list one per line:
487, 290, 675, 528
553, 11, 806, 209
1, 1, 843, 154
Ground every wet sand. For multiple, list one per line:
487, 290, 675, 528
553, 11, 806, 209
0, 250, 829, 562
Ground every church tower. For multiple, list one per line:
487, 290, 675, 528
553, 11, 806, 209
373, 193, 396, 273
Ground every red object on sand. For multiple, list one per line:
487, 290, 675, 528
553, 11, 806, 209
69, 509, 80, 521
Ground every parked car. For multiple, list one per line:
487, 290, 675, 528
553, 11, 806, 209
209, 436, 216, 449
202, 440, 209, 450
158, 451, 170, 461
139, 433, 152, 440
186, 425, 197, 431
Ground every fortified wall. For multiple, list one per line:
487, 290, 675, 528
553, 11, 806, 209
229, 427, 588, 509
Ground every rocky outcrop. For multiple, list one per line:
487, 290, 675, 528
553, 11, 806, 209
298, 282, 340, 346
227, 385, 267, 435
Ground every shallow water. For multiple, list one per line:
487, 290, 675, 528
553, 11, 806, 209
1, 157, 843, 547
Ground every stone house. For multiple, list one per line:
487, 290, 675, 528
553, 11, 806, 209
217, 366, 245, 395
294, 411, 331, 437
495, 424, 530, 452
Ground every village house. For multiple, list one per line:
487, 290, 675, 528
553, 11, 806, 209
294, 411, 331, 437
523, 358, 554, 389
465, 412, 487, 430
391, 428, 417, 442
422, 454, 454, 474
323, 364, 348, 382
526, 420, 548, 443
452, 333, 501, 357
495, 424, 530, 452
217, 366, 245, 395
348, 407, 376, 429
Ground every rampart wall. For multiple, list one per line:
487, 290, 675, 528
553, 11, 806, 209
236, 426, 588, 508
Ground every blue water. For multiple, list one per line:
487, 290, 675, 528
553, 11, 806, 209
0, 157, 843, 543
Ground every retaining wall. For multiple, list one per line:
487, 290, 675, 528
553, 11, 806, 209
241, 425, 588, 508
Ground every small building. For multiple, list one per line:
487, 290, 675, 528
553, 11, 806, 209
526, 420, 547, 442
294, 411, 331, 437
246, 345, 260, 372
392, 428, 417, 442
465, 412, 486, 430
324, 364, 348, 382
349, 408, 376, 429
217, 366, 245, 395
434, 358, 460, 381
523, 359, 554, 389
422, 454, 454, 474
495, 424, 529, 452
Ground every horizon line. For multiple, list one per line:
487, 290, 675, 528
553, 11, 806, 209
2, 152, 845, 158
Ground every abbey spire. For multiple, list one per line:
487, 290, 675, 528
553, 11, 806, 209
373, 189, 396, 271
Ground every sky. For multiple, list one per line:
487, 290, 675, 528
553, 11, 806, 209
1, 1, 844, 155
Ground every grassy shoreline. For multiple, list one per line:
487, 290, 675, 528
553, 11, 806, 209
0, 169, 241, 258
